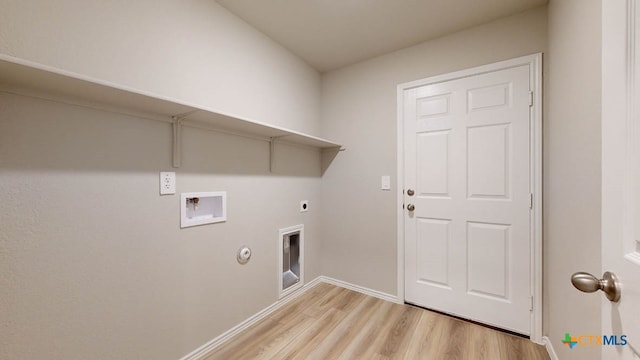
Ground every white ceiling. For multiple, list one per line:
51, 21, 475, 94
216, 0, 547, 72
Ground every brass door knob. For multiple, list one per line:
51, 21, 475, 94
407, 204, 415, 211
571, 271, 621, 302
407, 189, 415, 196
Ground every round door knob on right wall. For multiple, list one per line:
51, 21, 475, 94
407, 204, 415, 211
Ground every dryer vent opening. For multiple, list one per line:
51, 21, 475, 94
279, 225, 304, 298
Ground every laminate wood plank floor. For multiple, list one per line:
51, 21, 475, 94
205, 283, 549, 360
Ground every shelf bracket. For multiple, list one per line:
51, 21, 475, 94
269, 136, 285, 173
171, 110, 201, 168
172, 116, 184, 168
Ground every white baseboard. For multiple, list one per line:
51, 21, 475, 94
179, 276, 322, 360
318, 276, 400, 304
180, 276, 399, 359
542, 336, 559, 360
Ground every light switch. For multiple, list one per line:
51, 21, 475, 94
381, 175, 391, 190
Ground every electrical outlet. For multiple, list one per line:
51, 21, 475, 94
300, 200, 308, 212
160, 172, 176, 195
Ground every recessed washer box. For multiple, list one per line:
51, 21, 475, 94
180, 191, 227, 228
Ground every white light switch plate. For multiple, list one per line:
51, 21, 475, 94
381, 175, 391, 190
160, 172, 176, 195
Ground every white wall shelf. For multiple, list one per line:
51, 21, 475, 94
0, 55, 342, 168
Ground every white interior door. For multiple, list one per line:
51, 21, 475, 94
402, 59, 535, 335
601, 2, 640, 359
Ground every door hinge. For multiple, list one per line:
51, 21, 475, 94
529, 91, 534, 107
529, 193, 533, 209
530, 296, 534, 311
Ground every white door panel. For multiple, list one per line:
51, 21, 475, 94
601, 2, 640, 359
404, 63, 532, 334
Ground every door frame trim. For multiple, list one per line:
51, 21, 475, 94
396, 53, 543, 343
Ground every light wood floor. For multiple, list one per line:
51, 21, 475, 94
205, 283, 549, 360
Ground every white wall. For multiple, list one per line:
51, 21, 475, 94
0, 1, 323, 359
545, 1, 601, 359
0, 94, 323, 358
0, 0, 320, 134
319, 6, 547, 296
